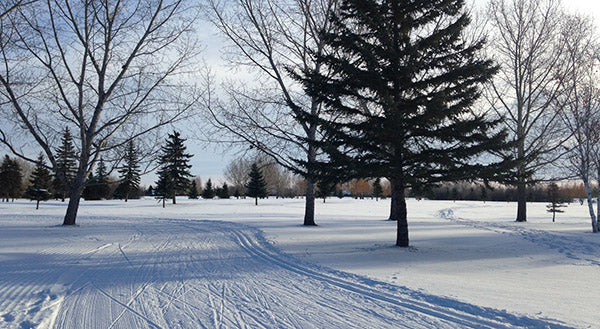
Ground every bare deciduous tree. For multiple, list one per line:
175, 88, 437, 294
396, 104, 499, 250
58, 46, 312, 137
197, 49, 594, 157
204, 0, 339, 226
486, 0, 569, 222
556, 14, 599, 232
0, 0, 201, 225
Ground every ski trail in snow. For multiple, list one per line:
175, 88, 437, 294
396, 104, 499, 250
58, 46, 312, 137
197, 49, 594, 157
0, 218, 571, 329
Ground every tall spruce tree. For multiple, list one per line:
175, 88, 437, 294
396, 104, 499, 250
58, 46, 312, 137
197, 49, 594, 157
155, 131, 193, 205
0, 155, 22, 202
246, 163, 268, 205
116, 141, 141, 202
26, 153, 52, 209
297, 0, 510, 246
53, 127, 78, 201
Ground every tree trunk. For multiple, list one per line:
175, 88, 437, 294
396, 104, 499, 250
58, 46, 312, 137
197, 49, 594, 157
63, 189, 83, 225
173, 193, 177, 204
303, 142, 317, 226
255, 196, 258, 206
583, 179, 598, 233
596, 167, 600, 232
125, 191, 129, 202
162, 197, 165, 208
36, 200, 40, 210
516, 180, 527, 222
390, 178, 408, 247
304, 179, 316, 225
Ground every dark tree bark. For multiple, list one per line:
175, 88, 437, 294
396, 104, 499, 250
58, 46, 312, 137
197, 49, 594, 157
390, 179, 408, 247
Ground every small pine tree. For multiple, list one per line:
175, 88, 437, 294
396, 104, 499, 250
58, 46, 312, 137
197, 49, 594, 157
316, 180, 336, 203
218, 182, 230, 199
188, 180, 199, 199
547, 183, 566, 222
246, 163, 268, 205
0, 155, 23, 202
53, 127, 78, 201
481, 185, 488, 203
234, 188, 240, 199
146, 185, 155, 196
83, 158, 111, 200
116, 140, 141, 202
155, 131, 193, 205
202, 178, 215, 199
372, 178, 383, 201
26, 153, 52, 209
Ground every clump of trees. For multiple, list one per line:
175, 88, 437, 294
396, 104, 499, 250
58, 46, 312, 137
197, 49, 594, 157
0, 0, 201, 225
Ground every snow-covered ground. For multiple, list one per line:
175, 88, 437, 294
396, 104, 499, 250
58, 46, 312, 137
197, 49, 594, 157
0, 197, 597, 328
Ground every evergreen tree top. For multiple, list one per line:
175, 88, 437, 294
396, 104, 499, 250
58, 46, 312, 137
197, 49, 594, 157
246, 163, 268, 198
295, 0, 510, 186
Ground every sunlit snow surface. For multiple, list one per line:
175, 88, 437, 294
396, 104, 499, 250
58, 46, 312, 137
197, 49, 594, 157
1, 197, 597, 328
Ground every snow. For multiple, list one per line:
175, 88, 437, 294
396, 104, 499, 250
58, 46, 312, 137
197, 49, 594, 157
0, 197, 597, 328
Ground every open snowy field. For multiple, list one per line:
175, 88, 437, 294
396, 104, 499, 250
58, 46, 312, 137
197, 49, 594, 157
0, 197, 598, 328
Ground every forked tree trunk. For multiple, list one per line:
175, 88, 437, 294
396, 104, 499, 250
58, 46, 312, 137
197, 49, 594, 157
390, 178, 408, 247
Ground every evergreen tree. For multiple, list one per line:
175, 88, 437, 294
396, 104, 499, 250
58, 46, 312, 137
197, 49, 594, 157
53, 127, 78, 201
146, 185, 155, 196
372, 178, 383, 201
480, 185, 488, 203
547, 183, 566, 222
234, 188, 240, 199
82, 158, 110, 200
188, 180, 199, 199
246, 163, 268, 205
202, 178, 215, 199
296, 0, 509, 246
116, 140, 141, 202
0, 155, 23, 202
26, 153, 52, 209
155, 131, 193, 205
218, 182, 230, 199
316, 180, 336, 203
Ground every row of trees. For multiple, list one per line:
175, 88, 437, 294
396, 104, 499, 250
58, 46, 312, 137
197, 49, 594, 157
153, 131, 269, 206
0, 128, 143, 207
0, 0, 200, 224
201, 0, 600, 245
3, 0, 600, 246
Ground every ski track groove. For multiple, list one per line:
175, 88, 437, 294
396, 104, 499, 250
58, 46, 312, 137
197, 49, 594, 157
229, 227, 508, 329
439, 207, 600, 267
0, 217, 572, 329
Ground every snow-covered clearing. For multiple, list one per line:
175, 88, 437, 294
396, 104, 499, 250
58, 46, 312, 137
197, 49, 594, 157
0, 197, 597, 328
